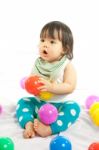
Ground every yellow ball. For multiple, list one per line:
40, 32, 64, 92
39, 91, 54, 100
90, 109, 99, 126
89, 102, 99, 115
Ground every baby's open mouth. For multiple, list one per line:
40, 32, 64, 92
43, 50, 48, 54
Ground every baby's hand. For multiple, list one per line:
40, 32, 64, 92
38, 78, 53, 92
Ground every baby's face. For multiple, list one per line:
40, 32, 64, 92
38, 32, 64, 62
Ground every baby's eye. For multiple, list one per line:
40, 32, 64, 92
41, 39, 45, 42
50, 40, 55, 44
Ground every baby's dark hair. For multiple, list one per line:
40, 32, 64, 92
40, 21, 74, 60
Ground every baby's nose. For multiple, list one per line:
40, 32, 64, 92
43, 43, 48, 48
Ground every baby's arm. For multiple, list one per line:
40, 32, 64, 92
38, 63, 77, 95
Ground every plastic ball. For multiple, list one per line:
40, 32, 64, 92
39, 91, 54, 100
25, 75, 43, 96
0, 104, 3, 114
20, 76, 27, 89
91, 110, 99, 126
89, 102, 99, 115
0, 137, 14, 150
88, 142, 99, 150
89, 102, 99, 126
50, 135, 72, 150
38, 103, 58, 125
85, 95, 99, 109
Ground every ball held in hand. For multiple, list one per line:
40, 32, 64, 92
25, 75, 43, 96
39, 91, 54, 100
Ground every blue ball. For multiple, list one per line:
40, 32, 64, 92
50, 136, 72, 150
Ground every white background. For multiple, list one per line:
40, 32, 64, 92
0, 0, 99, 104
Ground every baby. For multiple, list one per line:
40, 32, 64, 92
16, 21, 80, 138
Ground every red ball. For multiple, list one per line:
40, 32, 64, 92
88, 143, 99, 150
25, 76, 43, 96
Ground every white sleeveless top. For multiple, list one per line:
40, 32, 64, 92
33, 57, 70, 103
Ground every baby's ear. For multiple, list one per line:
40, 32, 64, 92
61, 49, 66, 55
61, 51, 66, 57
64, 45, 71, 54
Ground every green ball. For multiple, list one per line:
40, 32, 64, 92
0, 137, 14, 150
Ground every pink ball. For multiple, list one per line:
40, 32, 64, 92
85, 95, 99, 109
0, 105, 3, 114
20, 77, 27, 89
38, 103, 58, 125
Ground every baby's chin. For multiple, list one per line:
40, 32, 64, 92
40, 55, 57, 63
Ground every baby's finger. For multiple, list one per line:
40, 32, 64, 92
38, 85, 46, 90
38, 78, 46, 84
39, 89, 47, 92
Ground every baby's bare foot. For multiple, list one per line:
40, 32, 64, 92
34, 119, 52, 137
23, 122, 35, 138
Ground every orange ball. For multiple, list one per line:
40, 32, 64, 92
25, 76, 43, 96
88, 143, 99, 150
